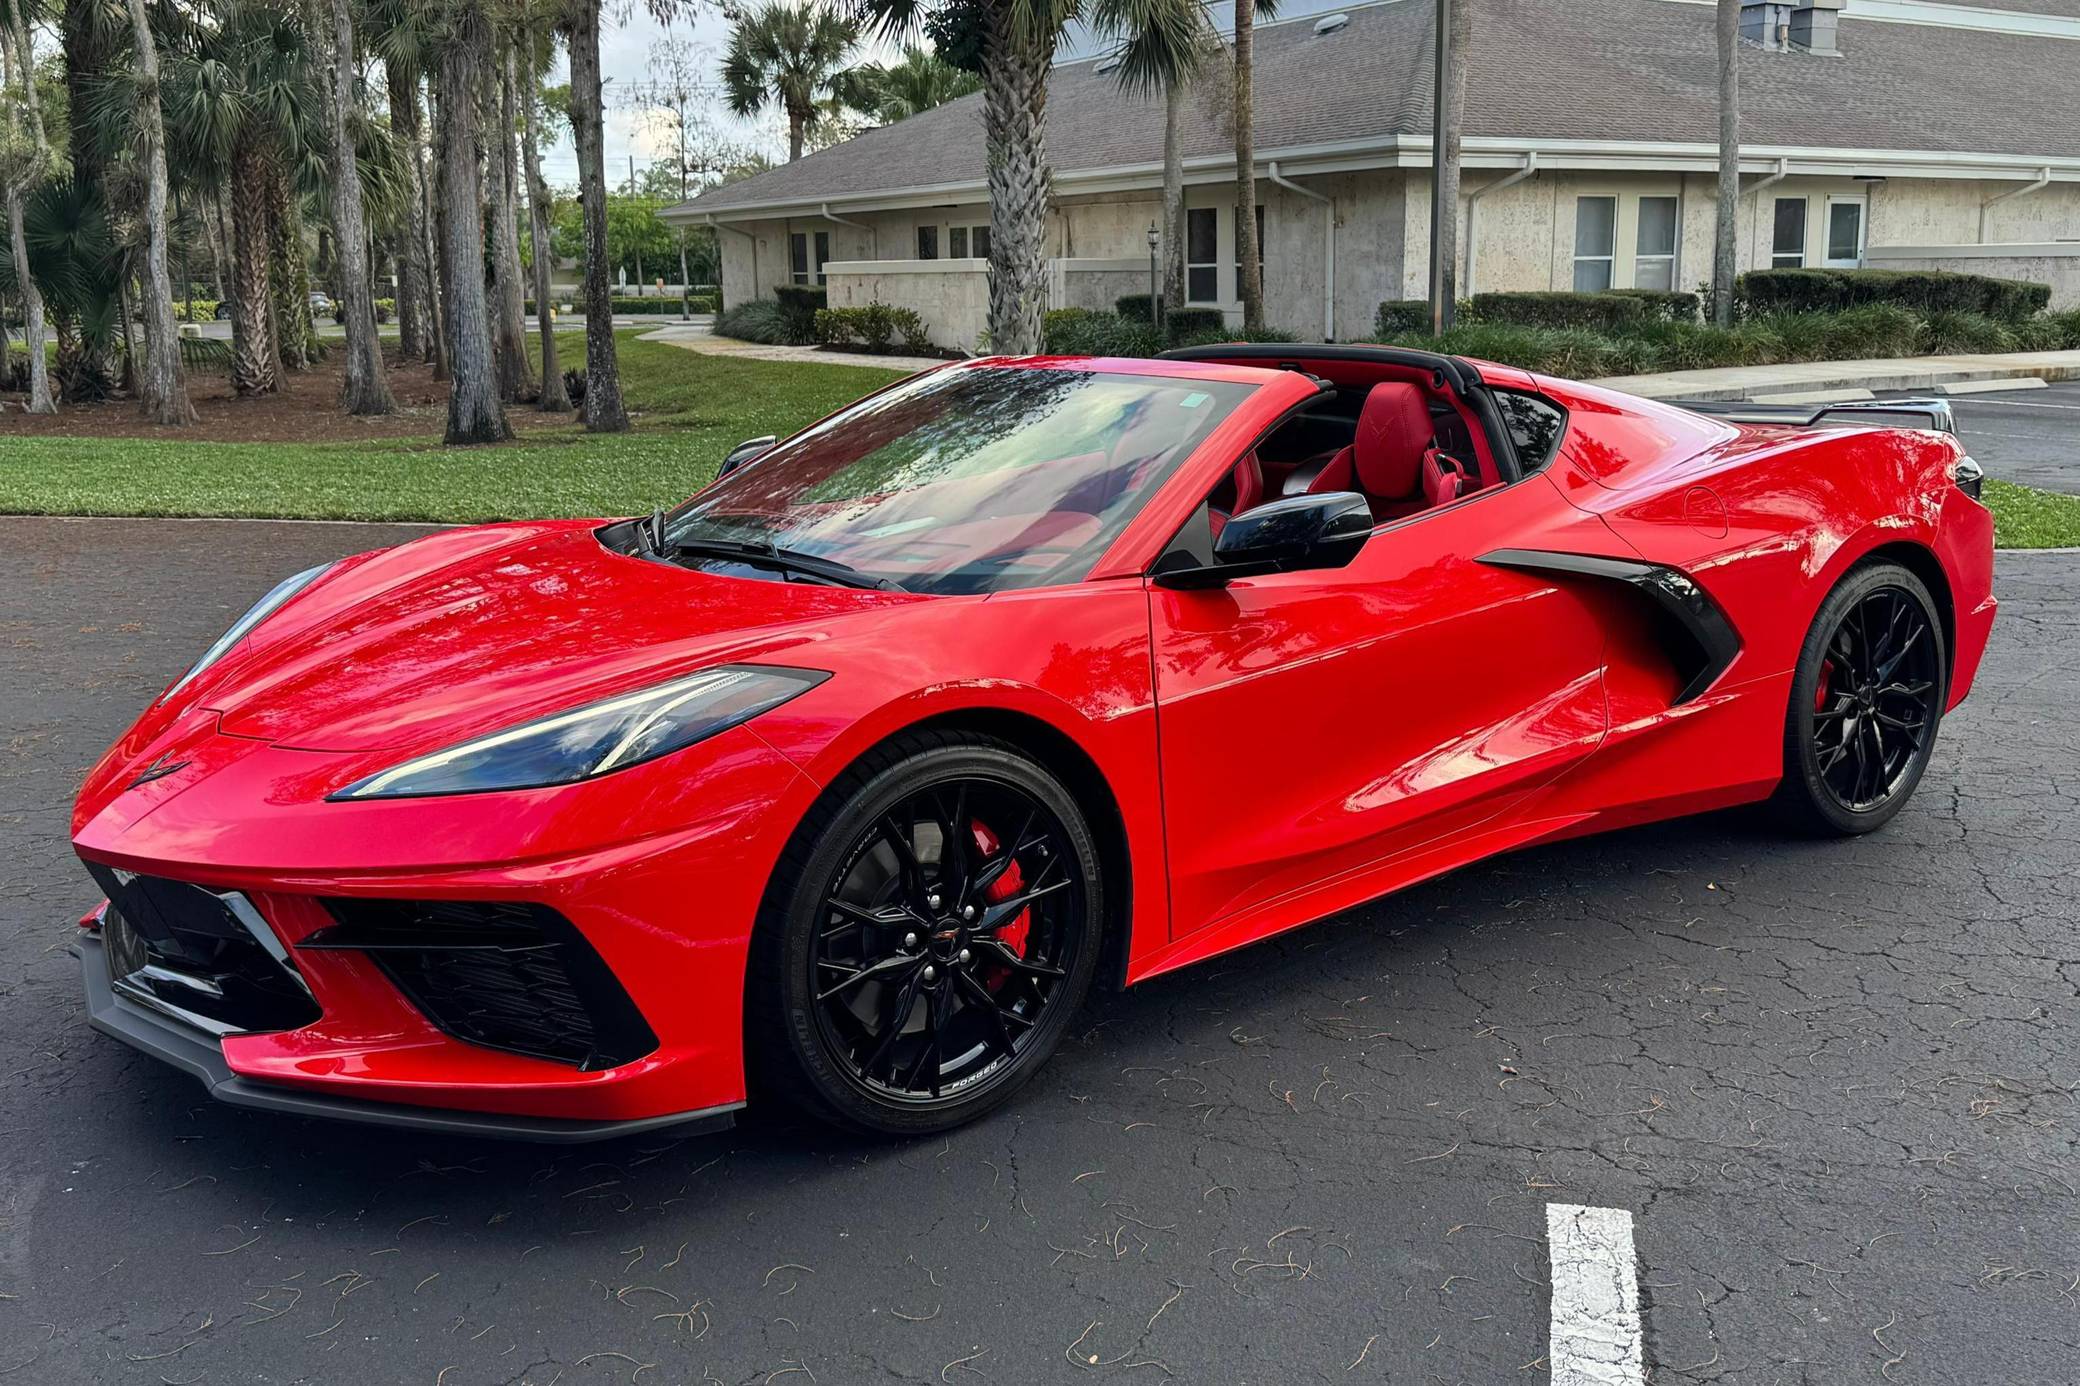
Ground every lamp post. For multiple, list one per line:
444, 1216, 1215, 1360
1147, 221, 1162, 331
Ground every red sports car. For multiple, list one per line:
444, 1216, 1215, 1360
72, 345, 1995, 1139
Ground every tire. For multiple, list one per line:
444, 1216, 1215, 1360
746, 730, 1106, 1135
1772, 560, 1947, 837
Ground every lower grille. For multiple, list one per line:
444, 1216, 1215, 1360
84, 866, 320, 1036
305, 900, 657, 1071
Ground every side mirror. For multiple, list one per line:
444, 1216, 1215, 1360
719, 435, 777, 477
1153, 491, 1373, 590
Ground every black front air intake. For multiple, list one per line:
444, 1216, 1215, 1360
303, 900, 658, 1071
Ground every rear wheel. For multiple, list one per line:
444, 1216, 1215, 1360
1773, 561, 1946, 836
747, 731, 1104, 1135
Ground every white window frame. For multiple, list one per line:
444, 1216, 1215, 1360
789, 230, 830, 285
1770, 196, 1808, 269
1185, 207, 1220, 304
1821, 195, 1867, 268
1572, 196, 1618, 291
1632, 195, 1680, 291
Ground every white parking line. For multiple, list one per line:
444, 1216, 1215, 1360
1547, 1203, 1645, 1386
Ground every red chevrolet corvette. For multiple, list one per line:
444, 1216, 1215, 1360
72, 345, 1994, 1139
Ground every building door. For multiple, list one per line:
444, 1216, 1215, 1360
1822, 196, 1866, 268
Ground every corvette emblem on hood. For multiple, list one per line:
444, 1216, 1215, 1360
127, 754, 189, 790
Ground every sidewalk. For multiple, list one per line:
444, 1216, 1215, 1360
639, 323, 946, 373
1592, 349, 2080, 402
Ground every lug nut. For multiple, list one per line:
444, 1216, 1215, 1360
927, 892, 942, 911
903, 932, 919, 950
923, 965, 937, 982
957, 948, 971, 964
962, 904, 977, 921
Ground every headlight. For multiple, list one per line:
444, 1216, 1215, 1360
163, 563, 334, 702
330, 665, 829, 800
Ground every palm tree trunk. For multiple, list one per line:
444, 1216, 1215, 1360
387, 61, 432, 364
522, 64, 570, 412
787, 108, 805, 163
123, 0, 194, 423
422, 113, 449, 379
1160, 79, 1185, 315
266, 168, 316, 372
1436, 0, 1470, 316
979, 1, 1052, 355
437, 2, 511, 444
228, 133, 279, 395
564, 0, 628, 432
2, 22, 56, 414
1713, 0, 1740, 326
59, 0, 116, 394
326, 0, 395, 415
1232, 0, 1262, 333
490, 43, 531, 403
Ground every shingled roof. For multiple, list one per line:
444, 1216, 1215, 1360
672, 0, 2080, 218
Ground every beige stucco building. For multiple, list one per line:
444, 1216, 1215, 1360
665, 0, 2080, 349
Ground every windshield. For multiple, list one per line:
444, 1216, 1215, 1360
663, 366, 1257, 596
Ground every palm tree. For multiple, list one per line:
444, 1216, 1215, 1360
1432, 0, 1469, 329
834, 44, 977, 124
1231, 0, 1260, 332
323, 0, 395, 414
560, 0, 626, 432
366, 0, 438, 365
122, 0, 194, 422
857, 0, 1200, 354
1102, 5, 1214, 320
1713, 0, 1739, 326
515, 9, 567, 410
436, 0, 508, 442
489, 41, 531, 403
1, 0, 57, 413
722, 2, 858, 164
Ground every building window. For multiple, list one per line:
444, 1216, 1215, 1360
1823, 199, 1865, 267
916, 225, 939, 260
1572, 196, 1616, 291
790, 230, 832, 286
1771, 198, 1807, 269
1186, 207, 1218, 302
1634, 196, 1678, 291
947, 224, 990, 259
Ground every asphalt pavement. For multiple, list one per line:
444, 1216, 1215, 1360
2, 516, 2076, 1384
1922, 380, 2080, 497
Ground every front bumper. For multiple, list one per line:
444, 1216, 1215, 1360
77, 931, 740, 1143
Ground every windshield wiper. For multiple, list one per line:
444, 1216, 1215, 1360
668, 537, 906, 593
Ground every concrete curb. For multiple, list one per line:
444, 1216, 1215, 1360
1590, 351, 2080, 402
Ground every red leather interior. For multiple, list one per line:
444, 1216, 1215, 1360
1208, 451, 1265, 539
1304, 383, 1438, 519
1422, 451, 1467, 509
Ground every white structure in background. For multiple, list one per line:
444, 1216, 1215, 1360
664, 0, 2080, 350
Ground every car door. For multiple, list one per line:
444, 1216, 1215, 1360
1148, 473, 1629, 951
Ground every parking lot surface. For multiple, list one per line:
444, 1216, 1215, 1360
2, 516, 2075, 1384
1918, 379, 2080, 497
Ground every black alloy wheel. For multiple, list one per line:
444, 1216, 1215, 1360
1776, 561, 1947, 836
749, 732, 1104, 1134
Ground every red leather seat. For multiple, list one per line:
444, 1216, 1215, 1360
1208, 451, 1265, 540
1422, 450, 1468, 509
1302, 383, 1435, 518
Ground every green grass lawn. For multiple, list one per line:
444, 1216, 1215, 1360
4, 332, 2079, 546
0, 333, 903, 523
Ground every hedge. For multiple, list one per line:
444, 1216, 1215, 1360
1737, 268, 2051, 323
814, 302, 931, 353
714, 299, 792, 345
1044, 307, 1295, 355
771, 285, 827, 344
1376, 300, 1436, 336
1466, 291, 1650, 330
523, 295, 719, 316
1610, 289, 1702, 322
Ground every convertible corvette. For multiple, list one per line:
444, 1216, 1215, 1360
71, 344, 1994, 1139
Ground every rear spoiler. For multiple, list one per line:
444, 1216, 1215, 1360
1674, 397, 1956, 436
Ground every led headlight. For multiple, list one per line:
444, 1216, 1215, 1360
163, 562, 335, 702
331, 665, 829, 800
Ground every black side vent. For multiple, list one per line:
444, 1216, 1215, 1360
304, 900, 657, 1071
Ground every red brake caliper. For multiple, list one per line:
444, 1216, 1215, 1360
1816, 658, 1835, 711
971, 820, 1030, 958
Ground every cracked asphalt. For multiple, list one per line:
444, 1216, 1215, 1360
3, 516, 2075, 1384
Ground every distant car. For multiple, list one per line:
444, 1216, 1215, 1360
69, 345, 1995, 1141
308, 291, 334, 316
213, 300, 233, 320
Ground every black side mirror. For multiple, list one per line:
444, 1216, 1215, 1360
720, 435, 777, 477
1153, 491, 1373, 590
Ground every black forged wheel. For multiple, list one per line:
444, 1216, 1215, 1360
747, 732, 1105, 1135
1774, 561, 1948, 837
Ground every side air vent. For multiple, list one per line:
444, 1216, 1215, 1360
1313, 12, 1350, 33
303, 900, 658, 1071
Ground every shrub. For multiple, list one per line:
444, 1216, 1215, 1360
1919, 309, 2017, 355
892, 307, 931, 353
2012, 317, 2068, 351
1610, 289, 1701, 323
1116, 293, 1156, 323
1818, 303, 1923, 360
2042, 309, 2080, 349
1042, 308, 1162, 357
1375, 299, 1432, 336
1162, 307, 1225, 341
1466, 291, 1649, 331
714, 298, 793, 344
771, 284, 827, 343
564, 367, 586, 405
170, 299, 219, 323
815, 302, 919, 352
1738, 268, 2051, 323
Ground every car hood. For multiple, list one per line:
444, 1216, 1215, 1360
193, 520, 921, 753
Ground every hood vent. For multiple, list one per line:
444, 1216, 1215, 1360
1742, 0, 1844, 54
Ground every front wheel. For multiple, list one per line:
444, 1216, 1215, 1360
747, 732, 1105, 1135
1773, 561, 1947, 836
